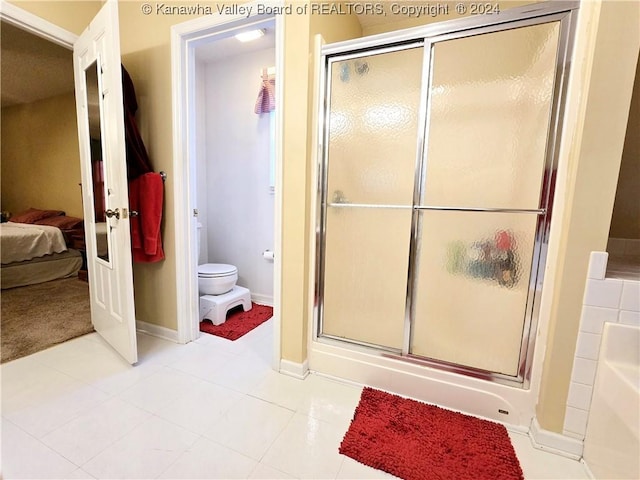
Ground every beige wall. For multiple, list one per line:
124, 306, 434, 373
1, 93, 84, 218
7, 1, 102, 35
116, 2, 200, 329
360, 0, 467, 36
609, 56, 640, 240
279, 13, 313, 363
536, 0, 639, 432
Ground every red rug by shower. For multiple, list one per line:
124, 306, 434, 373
340, 387, 524, 480
200, 303, 273, 341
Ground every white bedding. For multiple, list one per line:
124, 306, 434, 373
0, 222, 68, 264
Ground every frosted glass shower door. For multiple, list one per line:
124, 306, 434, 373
410, 22, 562, 375
319, 46, 424, 350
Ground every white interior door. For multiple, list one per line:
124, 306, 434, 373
73, 0, 137, 364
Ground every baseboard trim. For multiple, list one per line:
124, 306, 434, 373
136, 320, 179, 343
279, 358, 309, 379
529, 417, 583, 460
251, 293, 273, 306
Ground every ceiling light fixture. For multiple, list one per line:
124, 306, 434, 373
235, 29, 265, 43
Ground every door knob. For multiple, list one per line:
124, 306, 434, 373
105, 208, 120, 219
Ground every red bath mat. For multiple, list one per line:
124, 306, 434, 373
340, 387, 523, 480
200, 302, 272, 341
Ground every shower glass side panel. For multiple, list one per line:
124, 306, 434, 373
320, 46, 424, 350
410, 22, 562, 376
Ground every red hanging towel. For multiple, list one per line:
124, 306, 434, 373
129, 172, 164, 263
254, 68, 275, 114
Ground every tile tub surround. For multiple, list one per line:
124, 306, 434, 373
563, 251, 640, 440
582, 322, 640, 480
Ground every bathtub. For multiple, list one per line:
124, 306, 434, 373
583, 322, 640, 479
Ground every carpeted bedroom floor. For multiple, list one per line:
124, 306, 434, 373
1, 277, 94, 363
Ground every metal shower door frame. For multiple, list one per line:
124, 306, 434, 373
314, 1, 579, 388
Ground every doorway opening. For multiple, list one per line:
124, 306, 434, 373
2, 0, 141, 365
0, 13, 92, 363
172, 14, 284, 370
606, 53, 640, 280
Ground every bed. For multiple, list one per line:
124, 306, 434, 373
0, 209, 84, 289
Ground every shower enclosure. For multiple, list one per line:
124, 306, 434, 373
315, 3, 578, 387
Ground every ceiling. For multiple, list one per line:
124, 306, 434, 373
193, 14, 392, 64
1, 21, 74, 108
194, 24, 276, 63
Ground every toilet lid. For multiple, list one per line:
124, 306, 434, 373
198, 263, 237, 277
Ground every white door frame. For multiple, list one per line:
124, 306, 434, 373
171, 7, 284, 369
0, 0, 77, 48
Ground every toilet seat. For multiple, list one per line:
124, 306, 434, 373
198, 263, 237, 278
198, 263, 239, 295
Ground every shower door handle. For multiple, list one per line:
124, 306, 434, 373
332, 190, 349, 204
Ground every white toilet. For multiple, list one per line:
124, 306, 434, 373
198, 263, 238, 295
197, 224, 251, 326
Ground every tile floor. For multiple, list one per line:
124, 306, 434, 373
2, 319, 592, 479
